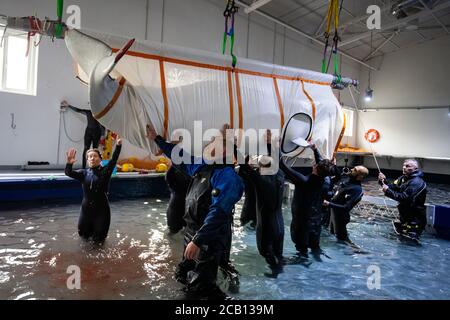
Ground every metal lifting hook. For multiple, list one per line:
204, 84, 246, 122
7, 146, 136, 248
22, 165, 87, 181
10, 113, 17, 129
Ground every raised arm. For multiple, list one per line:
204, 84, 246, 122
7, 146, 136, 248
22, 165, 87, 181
146, 124, 180, 160
279, 157, 308, 185
64, 148, 84, 181
104, 137, 122, 175
328, 186, 363, 211
191, 168, 244, 246
61, 101, 89, 116
310, 142, 323, 163
384, 179, 426, 202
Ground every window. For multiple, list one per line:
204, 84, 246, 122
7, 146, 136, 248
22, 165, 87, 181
342, 107, 354, 137
0, 28, 38, 95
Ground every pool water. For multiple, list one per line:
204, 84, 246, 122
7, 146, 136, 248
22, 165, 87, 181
1, 193, 449, 300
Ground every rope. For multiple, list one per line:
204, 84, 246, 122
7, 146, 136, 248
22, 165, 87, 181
62, 111, 84, 143
348, 86, 398, 219
0, 25, 7, 47
348, 86, 381, 172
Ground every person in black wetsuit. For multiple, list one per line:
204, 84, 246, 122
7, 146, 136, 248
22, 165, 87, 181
324, 165, 368, 244
321, 160, 341, 228
147, 124, 244, 300
61, 100, 105, 169
238, 130, 285, 276
165, 164, 191, 234
65, 137, 122, 243
280, 143, 333, 259
239, 173, 257, 227
378, 159, 427, 240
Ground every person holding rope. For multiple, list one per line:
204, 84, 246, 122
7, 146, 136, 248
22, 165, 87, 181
378, 159, 427, 241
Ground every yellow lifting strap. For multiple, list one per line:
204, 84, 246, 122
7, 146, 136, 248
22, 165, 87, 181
325, 0, 340, 36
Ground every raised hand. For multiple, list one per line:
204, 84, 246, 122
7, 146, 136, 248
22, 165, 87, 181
307, 140, 317, 150
60, 100, 69, 108
116, 135, 122, 146
66, 148, 77, 164
264, 129, 272, 144
146, 124, 157, 141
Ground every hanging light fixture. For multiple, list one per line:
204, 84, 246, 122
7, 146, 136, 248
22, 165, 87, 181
365, 31, 374, 102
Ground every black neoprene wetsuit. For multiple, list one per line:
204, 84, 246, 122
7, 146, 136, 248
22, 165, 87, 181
165, 165, 191, 233
280, 149, 324, 255
67, 105, 104, 169
328, 177, 364, 241
65, 145, 121, 242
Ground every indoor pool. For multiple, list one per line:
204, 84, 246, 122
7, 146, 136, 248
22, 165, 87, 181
0, 185, 449, 300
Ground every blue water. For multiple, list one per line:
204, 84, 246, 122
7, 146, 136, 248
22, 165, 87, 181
0, 197, 449, 300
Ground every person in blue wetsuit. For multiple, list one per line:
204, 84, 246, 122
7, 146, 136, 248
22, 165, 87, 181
146, 124, 244, 300
65, 137, 122, 243
280, 143, 333, 260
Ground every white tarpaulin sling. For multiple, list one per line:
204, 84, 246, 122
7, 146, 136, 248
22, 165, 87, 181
65, 29, 347, 159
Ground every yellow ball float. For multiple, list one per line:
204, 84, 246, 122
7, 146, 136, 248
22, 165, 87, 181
121, 163, 134, 172
155, 163, 168, 173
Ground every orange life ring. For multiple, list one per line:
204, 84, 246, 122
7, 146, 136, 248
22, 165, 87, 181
365, 129, 380, 143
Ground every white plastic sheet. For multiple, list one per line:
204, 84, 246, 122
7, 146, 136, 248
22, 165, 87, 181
66, 29, 346, 159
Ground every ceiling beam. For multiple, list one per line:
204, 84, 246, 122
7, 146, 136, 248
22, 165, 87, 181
363, 31, 399, 61
418, 0, 450, 34
341, 7, 401, 51
244, 0, 272, 14
314, 14, 327, 36
341, 24, 450, 35
233, 0, 378, 71
338, 0, 450, 48
337, 0, 419, 31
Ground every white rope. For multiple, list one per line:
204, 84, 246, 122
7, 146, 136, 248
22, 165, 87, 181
348, 85, 398, 220
348, 86, 382, 172
62, 111, 84, 143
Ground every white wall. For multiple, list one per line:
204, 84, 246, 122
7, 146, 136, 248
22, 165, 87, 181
355, 36, 450, 174
0, 0, 370, 166
359, 36, 450, 108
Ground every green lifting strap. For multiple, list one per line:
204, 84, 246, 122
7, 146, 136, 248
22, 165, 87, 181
55, 0, 64, 38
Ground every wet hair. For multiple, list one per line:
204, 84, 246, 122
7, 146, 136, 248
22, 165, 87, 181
86, 148, 102, 159
316, 159, 334, 177
404, 158, 419, 169
329, 164, 341, 177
